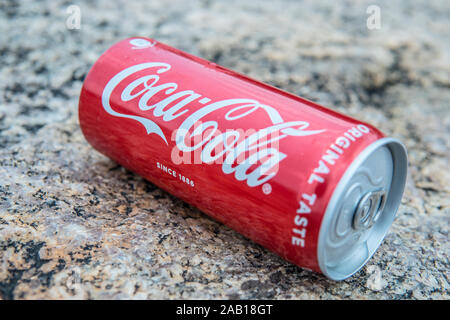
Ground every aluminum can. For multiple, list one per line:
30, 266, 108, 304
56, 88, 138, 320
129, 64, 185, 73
78, 37, 407, 280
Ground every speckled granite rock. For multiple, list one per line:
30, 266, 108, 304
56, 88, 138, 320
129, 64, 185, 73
0, 0, 449, 299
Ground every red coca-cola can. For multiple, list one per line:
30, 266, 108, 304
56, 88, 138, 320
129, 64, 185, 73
78, 37, 407, 280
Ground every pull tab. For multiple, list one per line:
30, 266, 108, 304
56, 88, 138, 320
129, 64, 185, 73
353, 190, 387, 231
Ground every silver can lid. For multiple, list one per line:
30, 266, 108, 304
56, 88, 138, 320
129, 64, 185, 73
317, 138, 408, 280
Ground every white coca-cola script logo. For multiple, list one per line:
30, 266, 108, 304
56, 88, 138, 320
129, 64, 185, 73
101, 61, 325, 187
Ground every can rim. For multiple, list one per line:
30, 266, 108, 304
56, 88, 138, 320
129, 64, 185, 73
317, 137, 408, 280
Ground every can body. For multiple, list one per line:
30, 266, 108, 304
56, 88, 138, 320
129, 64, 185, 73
79, 38, 407, 279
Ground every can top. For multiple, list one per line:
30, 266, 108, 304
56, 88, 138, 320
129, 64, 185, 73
317, 138, 407, 280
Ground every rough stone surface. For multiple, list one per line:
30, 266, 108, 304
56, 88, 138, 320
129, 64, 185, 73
0, 0, 449, 299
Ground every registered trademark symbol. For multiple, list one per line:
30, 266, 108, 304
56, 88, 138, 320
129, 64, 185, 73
262, 183, 272, 195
